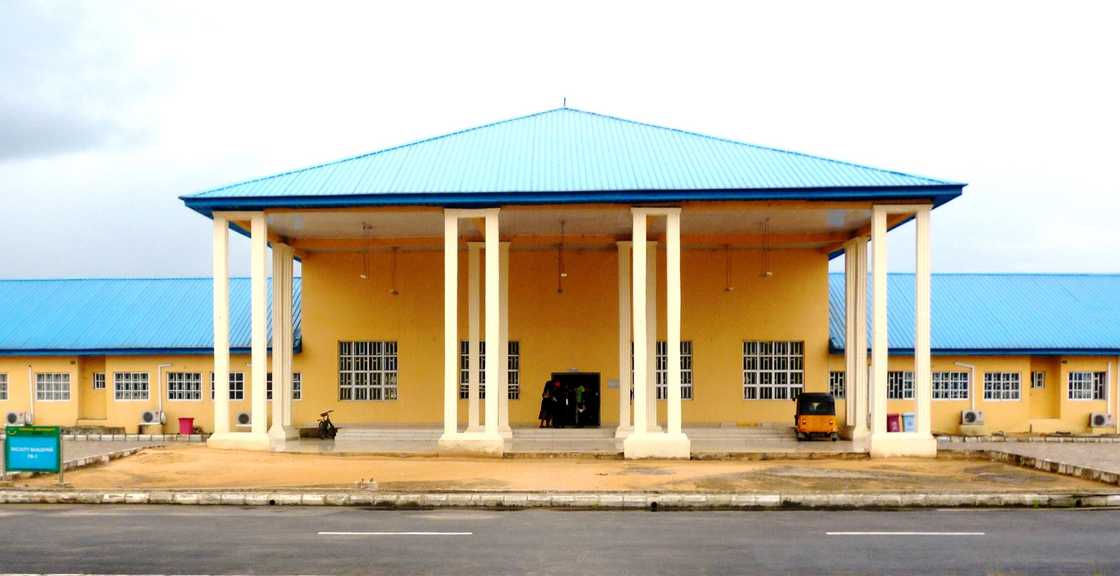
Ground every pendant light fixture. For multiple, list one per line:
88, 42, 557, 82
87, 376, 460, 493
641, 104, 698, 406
359, 223, 373, 280
388, 246, 400, 296
557, 220, 567, 293
759, 217, 773, 279
723, 244, 735, 292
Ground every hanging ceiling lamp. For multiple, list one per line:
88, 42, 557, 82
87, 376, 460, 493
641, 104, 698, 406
388, 246, 400, 296
759, 217, 773, 278
557, 220, 567, 293
359, 223, 372, 280
723, 244, 735, 292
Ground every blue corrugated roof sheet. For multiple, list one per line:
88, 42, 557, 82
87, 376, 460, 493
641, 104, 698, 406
182, 108, 963, 212
829, 274, 1120, 354
0, 278, 301, 355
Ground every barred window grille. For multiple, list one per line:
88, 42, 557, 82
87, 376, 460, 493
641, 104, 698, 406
36, 372, 71, 401
459, 341, 520, 400
0, 373, 7, 400
887, 371, 914, 399
1068, 371, 1106, 400
742, 341, 804, 400
167, 372, 202, 401
932, 371, 969, 400
1031, 371, 1046, 390
983, 372, 1021, 401
210, 372, 245, 400
114, 372, 149, 401
829, 371, 845, 399
93, 372, 106, 390
655, 341, 694, 400
338, 341, 399, 401
266, 372, 303, 400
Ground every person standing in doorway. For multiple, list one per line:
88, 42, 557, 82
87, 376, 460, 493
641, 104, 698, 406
538, 383, 552, 428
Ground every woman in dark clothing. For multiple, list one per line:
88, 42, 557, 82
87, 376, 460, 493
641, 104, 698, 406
538, 387, 552, 428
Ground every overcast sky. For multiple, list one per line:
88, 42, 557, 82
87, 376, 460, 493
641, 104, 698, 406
1, 0, 1117, 277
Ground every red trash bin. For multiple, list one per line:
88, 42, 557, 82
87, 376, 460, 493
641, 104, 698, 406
178, 417, 195, 435
886, 413, 901, 432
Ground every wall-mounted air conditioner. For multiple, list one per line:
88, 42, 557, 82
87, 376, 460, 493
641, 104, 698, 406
961, 410, 984, 426
1090, 412, 1113, 428
235, 411, 252, 427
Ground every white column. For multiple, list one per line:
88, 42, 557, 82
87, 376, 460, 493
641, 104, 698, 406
646, 239, 658, 430
914, 206, 932, 437
249, 213, 268, 436
666, 209, 683, 435
844, 241, 857, 426
631, 214, 649, 436
211, 215, 231, 435
281, 247, 295, 430
483, 212, 500, 434
270, 244, 286, 438
498, 242, 512, 438
852, 239, 870, 438
616, 241, 632, 437
467, 243, 481, 432
442, 213, 459, 437
870, 207, 888, 437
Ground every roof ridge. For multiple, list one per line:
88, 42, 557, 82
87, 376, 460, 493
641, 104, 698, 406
182, 108, 567, 199
560, 107, 960, 186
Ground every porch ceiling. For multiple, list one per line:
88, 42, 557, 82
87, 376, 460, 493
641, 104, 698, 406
267, 203, 882, 252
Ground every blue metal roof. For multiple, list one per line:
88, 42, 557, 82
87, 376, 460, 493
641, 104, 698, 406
0, 278, 301, 356
182, 108, 964, 213
829, 274, 1120, 355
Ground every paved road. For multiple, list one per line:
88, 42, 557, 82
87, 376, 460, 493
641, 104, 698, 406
0, 506, 1117, 575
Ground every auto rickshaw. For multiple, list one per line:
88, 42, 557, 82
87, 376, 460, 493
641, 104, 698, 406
794, 392, 838, 441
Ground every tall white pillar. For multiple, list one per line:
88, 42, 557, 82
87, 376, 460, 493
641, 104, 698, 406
211, 215, 231, 435
844, 241, 857, 425
852, 239, 870, 440
484, 213, 500, 435
498, 242, 512, 438
665, 209, 683, 435
616, 241, 632, 438
281, 248, 295, 431
914, 206, 933, 437
442, 213, 459, 437
467, 243, 481, 432
250, 213, 269, 436
646, 240, 658, 430
631, 214, 649, 436
870, 207, 888, 438
270, 243, 298, 442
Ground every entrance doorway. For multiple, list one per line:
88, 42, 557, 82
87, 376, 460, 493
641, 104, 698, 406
550, 372, 601, 428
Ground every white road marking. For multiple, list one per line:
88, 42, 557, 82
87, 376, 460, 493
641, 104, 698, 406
827, 531, 985, 536
318, 531, 473, 536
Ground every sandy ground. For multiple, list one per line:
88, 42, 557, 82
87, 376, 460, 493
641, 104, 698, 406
19, 444, 1114, 493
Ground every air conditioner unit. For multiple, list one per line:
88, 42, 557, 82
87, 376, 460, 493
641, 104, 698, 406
235, 411, 252, 427
961, 410, 984, 425
140, 410, 164, 426
1090, 412, 1113, 428
5, 411, 29, 426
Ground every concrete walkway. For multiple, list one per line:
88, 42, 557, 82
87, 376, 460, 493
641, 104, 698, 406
0, 438, 160, 472
944, 441, 1120, 482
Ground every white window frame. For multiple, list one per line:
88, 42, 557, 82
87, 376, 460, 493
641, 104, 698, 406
35, 372, 71, 402
887, 371, 914, 400
507, 341, 520, 401
742, 340, 804, 400
983, 372, 1021, 401
1031, 371, 1046, 390
932, 371, 970, 400
210, 372, 245, 400
459, 340, 520, 400
338, 341, 399, 401
655, 340, 694, 400
167, 372, 202, 401
92, 372, 106, 390
266, 372, 303, 401
828, 371, 845, 399
0, 373, 7, 400
114, 372, 150, 401
1068, 371, 1106, 401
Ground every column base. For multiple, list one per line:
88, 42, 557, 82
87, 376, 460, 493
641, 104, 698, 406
623, 432, 691, 459
268, 424, 300, 443
438, 432, 505, 457
206, 431, 271, 451
614, 425, 633, 439
498, 425, 513, 440
841, 425, 871, 442
868, 432, 937, 458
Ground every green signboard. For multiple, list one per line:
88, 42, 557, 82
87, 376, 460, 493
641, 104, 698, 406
4, 426, 62, 474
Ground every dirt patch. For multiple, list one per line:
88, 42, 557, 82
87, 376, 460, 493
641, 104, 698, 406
19, 444, 1114, 494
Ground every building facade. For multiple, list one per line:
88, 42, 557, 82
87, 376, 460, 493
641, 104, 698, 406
3, 108, 1117, 458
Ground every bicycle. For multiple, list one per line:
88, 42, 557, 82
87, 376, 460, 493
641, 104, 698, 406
317, 410, 338, 439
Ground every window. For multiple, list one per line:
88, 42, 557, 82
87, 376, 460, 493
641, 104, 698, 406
35, 373, 70, 401
0, 373, 7, 400
829, 371, 845, 399
1068, 371, 1106, 401
655, 341, 694, 400
167, 372, 202, 401
114, 372, 149, 401
742, 341, 804, 400
93, 372, 106, 390
210, 372, 245, 400
984, 372, 1021, 401
1031, 371, 1046, 390
338, 341, 398, 400
459, 340, 520, 400
887, 371, 914, 400
266, 372, 302, 400
932, 371, 969, 400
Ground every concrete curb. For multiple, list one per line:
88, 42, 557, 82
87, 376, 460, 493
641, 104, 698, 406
959, 448, 1120, 487
0, 433, 207, 442
0, 488, 1116, 509
938, 434, 1120, 444
0, 445, 158, 482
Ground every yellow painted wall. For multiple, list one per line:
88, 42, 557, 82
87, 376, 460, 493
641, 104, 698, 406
77, 356, 107, 420
0, 357, 81, 426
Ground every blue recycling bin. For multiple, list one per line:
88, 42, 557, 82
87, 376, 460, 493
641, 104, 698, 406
902, 412, 916, 432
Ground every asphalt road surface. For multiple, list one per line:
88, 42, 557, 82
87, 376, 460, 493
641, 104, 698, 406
0, 505, 1117, 575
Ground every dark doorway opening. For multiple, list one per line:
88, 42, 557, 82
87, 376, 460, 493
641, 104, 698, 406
549, 372, 601, 428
